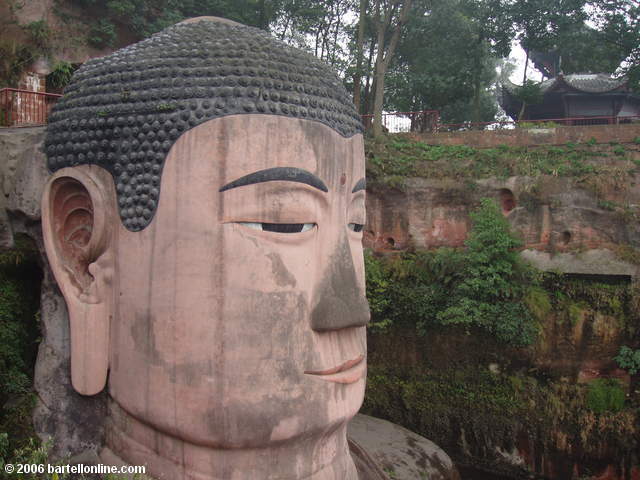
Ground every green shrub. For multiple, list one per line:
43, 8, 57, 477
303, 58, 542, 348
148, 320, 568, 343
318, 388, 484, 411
0, 242, 40, 454
24, 20, 49, 51
613, 145, 626, 156
365, 199, 539, 346
88, 19, 117, 48
436, 199, 538, 346
47, 60, 75, 89
0, 271, 31, 397
363, 366, 638, 462
615, 346, 640, 375
586, 378, 626, 414
524, 286, 551, 321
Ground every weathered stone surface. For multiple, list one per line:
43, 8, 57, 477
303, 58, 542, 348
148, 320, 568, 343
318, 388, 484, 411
348, 414, 461, 480
521, 248, 637, 276
0, 126, 105, 459
32, 271, 106, 459
6, 130, 49, 220
365, 171, 640, 275
0, 128, 46, 199
0, 127, 47, 246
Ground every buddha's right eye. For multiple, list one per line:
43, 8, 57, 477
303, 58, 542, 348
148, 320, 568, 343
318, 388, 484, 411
238, 222, 315, 233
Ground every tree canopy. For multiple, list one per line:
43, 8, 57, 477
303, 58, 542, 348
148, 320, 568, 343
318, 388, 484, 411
8, 0, 638, 130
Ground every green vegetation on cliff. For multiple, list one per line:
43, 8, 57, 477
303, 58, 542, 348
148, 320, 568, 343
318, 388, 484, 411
366, 198, 540, 346
365, 134, 636, 189
0, 237, 41, 462
363, 189, 640, 477
362, 365, 638, 476
616, 346, 640, 375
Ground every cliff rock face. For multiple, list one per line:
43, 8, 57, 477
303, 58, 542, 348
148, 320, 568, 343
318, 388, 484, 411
363, 125, 640, 480
366, 165, 640, 259
0, 127, 106, 458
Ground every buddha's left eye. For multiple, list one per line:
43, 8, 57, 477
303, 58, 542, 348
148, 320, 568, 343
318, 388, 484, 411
348, 223, 364, 232
239, 222, 315, 233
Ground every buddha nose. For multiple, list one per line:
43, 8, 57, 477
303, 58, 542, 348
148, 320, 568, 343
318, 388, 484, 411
310, 231, 370, 332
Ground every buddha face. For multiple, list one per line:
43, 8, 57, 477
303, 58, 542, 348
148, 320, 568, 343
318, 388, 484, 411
105, 114, 369, 448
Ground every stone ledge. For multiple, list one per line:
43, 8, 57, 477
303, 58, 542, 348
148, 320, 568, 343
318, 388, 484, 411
520, 248, 637, 276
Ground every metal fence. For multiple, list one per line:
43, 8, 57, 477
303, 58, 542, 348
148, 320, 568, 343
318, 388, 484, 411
360, 110, 440, 133
0, 88, 62, 127
431, 115, 640, 132
361, 112, 640, 133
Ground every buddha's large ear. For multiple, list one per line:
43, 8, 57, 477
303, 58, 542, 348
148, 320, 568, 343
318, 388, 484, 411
41, 166, 116, 395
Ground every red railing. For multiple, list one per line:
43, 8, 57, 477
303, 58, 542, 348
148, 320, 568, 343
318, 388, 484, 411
0, 88, 62, 127
361, 110, 440, 133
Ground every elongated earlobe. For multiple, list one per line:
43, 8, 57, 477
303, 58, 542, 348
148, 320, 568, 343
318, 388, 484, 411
42, 167, 116, 395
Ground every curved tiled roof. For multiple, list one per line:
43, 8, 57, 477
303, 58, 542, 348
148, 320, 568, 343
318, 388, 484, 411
562, 74, 627, 92
504, 74, 628, 94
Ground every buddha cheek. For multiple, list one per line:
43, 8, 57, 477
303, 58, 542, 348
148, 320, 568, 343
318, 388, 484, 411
220, 226, 317, 390
213, 289, 332, 446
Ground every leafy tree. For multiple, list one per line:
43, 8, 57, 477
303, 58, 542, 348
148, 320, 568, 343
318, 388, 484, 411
513, 79, 543, 120
437, 199, 538, 345
385, 0, 503, 126
459, 0, 514, 124
544, 24, 630, 75
587, 0, 640, 91
370, 0, 412, 136
272, 0, 358, 71
351, 0, 368, 112
510, 0, 587, 82
384, 0, 513, 126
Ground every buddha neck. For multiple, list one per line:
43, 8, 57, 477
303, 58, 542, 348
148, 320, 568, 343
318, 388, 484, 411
103, 398, 359, 480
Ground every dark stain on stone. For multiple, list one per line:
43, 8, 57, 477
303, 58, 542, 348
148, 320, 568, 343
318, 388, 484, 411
129, 312, 206, 386
267, 252, 296, 287
130, 312, 159, 363
310, 232, 369, 331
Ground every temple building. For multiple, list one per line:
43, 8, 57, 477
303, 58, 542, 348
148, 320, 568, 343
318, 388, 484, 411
500, 73, 640, 125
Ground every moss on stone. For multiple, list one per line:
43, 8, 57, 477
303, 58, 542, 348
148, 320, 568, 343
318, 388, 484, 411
365, 134, 637, 190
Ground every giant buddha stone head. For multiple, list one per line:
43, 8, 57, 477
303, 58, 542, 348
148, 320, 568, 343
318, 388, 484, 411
41, 17, 369, 480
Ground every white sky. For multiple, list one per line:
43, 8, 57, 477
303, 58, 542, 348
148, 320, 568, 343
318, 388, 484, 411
508, 42, 545, 84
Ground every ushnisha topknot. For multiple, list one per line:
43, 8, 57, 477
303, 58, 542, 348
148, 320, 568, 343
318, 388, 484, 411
45, 18, 364, 231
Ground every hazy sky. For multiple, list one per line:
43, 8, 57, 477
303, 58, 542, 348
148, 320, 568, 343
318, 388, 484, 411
509, 43, 545, 84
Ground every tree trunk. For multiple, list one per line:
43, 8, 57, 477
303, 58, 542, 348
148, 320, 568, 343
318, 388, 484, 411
518, 49, 530, 121
471, 35, 485, 128
353, 0, 368, 112
363, 36, 376, 116
472, 73, 481, 127
258, 0, 268, 30
371, 0, 386, 137
372, 0, 412, 137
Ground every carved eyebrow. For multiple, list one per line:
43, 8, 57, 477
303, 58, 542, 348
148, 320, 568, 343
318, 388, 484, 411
219, 167, 328, 193
352, 178, 366, 193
